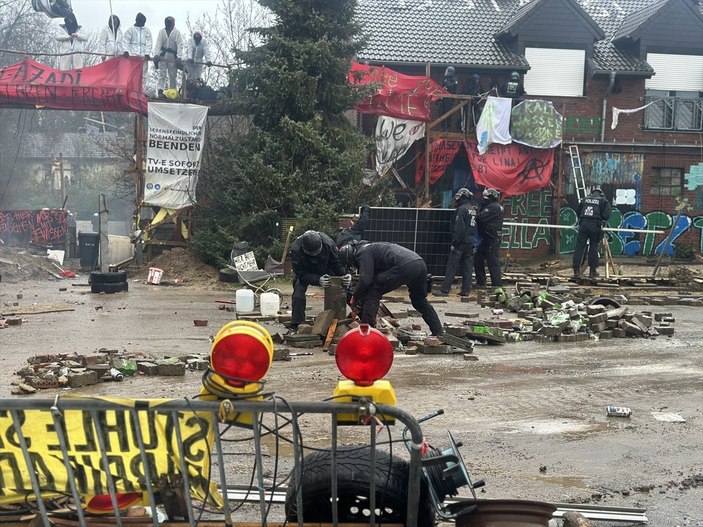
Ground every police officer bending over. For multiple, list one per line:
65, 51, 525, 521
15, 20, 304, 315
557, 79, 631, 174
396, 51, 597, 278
290, 230, 351, 332
339, 241, 444, 336
573, 187, 612, 279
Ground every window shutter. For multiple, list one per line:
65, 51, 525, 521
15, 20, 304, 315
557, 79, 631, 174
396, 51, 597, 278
524, 48, 585, 97
646, 54, 703, 92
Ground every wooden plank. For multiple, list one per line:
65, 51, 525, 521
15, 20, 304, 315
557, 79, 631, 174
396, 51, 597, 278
323, 319, 338, 352
1, 303, 75, 316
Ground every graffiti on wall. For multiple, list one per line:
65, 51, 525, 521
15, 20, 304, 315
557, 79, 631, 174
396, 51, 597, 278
559, 206, 703, 256
501, 189, 553, 250
0, 209, 68, 246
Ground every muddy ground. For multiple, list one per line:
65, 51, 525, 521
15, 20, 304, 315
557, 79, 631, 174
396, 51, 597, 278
1, 255, 702, 526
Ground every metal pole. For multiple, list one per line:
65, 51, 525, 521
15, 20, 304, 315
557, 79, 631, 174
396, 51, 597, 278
58, 153, 65, 205
652, 207, 684, 278
98, 194, 109, 273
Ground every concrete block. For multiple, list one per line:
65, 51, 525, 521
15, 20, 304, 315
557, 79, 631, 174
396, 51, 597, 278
445, 326, 468, 337
656, 326, 675, 336
418, 344, 453, 354
137, 361, 159, 375
67, 370, 99, 388
613, 328, 626, 338
311, 309, 337, 336
586, 304, 606, 315
633, 314, 652, 328
156, 360, 186, 376
654, 312, 673, 321
588, 313, 608, 326
599, 330, 613, 339
82, 354, 109, 366
591, 321, 607, 333
273, 348, 291, 361
619, 320, 643, 336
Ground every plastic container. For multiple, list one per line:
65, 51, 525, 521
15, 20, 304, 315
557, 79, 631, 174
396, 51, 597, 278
259, 292, 280, 316
236, 288, 255, 313
147, 267, 164, 285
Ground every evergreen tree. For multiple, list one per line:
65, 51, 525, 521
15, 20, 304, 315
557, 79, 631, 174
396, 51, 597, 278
194, 0, 375, 266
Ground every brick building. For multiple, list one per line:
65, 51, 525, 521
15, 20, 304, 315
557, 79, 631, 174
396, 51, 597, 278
355, 0, 703, 259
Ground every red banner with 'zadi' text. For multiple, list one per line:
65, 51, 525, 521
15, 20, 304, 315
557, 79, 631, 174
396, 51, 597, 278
0, 56, 148, 113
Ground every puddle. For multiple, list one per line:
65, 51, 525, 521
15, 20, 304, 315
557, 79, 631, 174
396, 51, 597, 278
505, 419, 609, 436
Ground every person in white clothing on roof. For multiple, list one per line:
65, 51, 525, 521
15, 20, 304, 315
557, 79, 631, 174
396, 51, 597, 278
122, 12, 153, 91
98, 15, 123, 60
185, 30, 211, 82
153, 16, 184, 97
55, 12, 87, 70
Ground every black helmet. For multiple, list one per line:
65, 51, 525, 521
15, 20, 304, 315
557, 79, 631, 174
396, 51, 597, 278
455, 188, 473, 202
338, 243, 358, 269
592, 186, 603, 194
445, 66, 456, 77
301, 230, 322, 256
510, 71, 520, 81
471, 73, 480, 82
483, 188, 500, 201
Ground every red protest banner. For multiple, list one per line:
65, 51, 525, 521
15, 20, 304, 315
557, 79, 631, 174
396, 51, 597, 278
0, 56, 148, 113
350, 62, 446, 121
465, 140, 554, 196
414, 139, 462, 185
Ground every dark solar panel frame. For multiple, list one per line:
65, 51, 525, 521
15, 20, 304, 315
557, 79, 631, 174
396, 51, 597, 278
365, 207, 454, 276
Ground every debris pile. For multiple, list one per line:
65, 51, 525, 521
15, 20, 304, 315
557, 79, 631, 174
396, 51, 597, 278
475, 285, 676, 342
11, 349, 209, 395
0, 246, 74, 283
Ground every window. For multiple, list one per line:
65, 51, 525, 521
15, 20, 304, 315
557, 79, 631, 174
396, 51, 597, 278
650, 168, 682, 196
644, 53, 703, 132
644, 90, 703, 131
523, 47, 585, 97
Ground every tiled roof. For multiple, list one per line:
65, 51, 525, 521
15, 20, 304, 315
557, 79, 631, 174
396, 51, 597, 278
611, 0, 668, 41
19, 132, 132, 159
356, 0, 531, 69
356, 0, 703, 73
496, 0, 604, 40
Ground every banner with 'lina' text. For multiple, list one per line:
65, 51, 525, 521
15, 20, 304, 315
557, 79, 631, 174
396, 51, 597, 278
145, 102, 209, 210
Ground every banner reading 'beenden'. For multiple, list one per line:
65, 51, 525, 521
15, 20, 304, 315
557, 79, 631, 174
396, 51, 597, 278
145, 102, 208, 210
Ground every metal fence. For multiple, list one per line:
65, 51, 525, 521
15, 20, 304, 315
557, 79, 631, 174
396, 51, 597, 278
0, 397, 424, 527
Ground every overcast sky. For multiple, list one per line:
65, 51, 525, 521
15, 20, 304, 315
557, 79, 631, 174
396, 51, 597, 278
69, 0, 221, 34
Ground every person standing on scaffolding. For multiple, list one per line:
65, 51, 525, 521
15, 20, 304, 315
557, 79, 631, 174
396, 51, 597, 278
98, 15, 123, 60
153, 16, 184, 98
55, 12, 87, 70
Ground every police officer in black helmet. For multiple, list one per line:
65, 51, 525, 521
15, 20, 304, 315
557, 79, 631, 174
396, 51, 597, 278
573, 187, 612, 279
436, 188, 477, 297
289, 230, 351, 332
474, 188, 504, 288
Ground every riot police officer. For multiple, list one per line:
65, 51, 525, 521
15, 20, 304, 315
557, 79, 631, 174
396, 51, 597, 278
436, 188, 477, 297
573, 188, 612, 279
474, 188, 504, 288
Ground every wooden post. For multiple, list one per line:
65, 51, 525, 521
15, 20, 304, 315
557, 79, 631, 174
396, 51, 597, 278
58, 153, 65, 205
424, 62, 432, 204
324, 276, 347, 320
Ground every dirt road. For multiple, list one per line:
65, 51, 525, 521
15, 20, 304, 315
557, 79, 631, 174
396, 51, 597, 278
1, 276, 702, 526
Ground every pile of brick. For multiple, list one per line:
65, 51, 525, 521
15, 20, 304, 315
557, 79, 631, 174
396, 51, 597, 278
11, 349, 209, 395
475, 285, 675, 343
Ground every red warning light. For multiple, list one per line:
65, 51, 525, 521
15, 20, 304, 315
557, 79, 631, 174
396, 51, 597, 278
335, 324, 393, 386
211, 332, 272, 387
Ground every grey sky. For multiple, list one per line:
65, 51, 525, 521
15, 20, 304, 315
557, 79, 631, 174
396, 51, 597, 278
69, 0, 220, 34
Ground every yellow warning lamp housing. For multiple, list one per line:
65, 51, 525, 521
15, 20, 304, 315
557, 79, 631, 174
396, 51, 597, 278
200, 320, 274, 428
332, 324, 396, 425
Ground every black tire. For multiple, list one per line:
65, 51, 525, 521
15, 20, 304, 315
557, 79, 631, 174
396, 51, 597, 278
285, 447, 435, 527
90, 271, 127, 284
91, 281, 128, 294
219, 268, 238, 283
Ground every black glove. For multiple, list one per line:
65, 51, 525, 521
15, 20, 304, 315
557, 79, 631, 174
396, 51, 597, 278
206, 61, 212, 67
123, 51, 129, 57
153, 56, 160, 69
175, 58, 184, 70
144, 54, 150, 60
